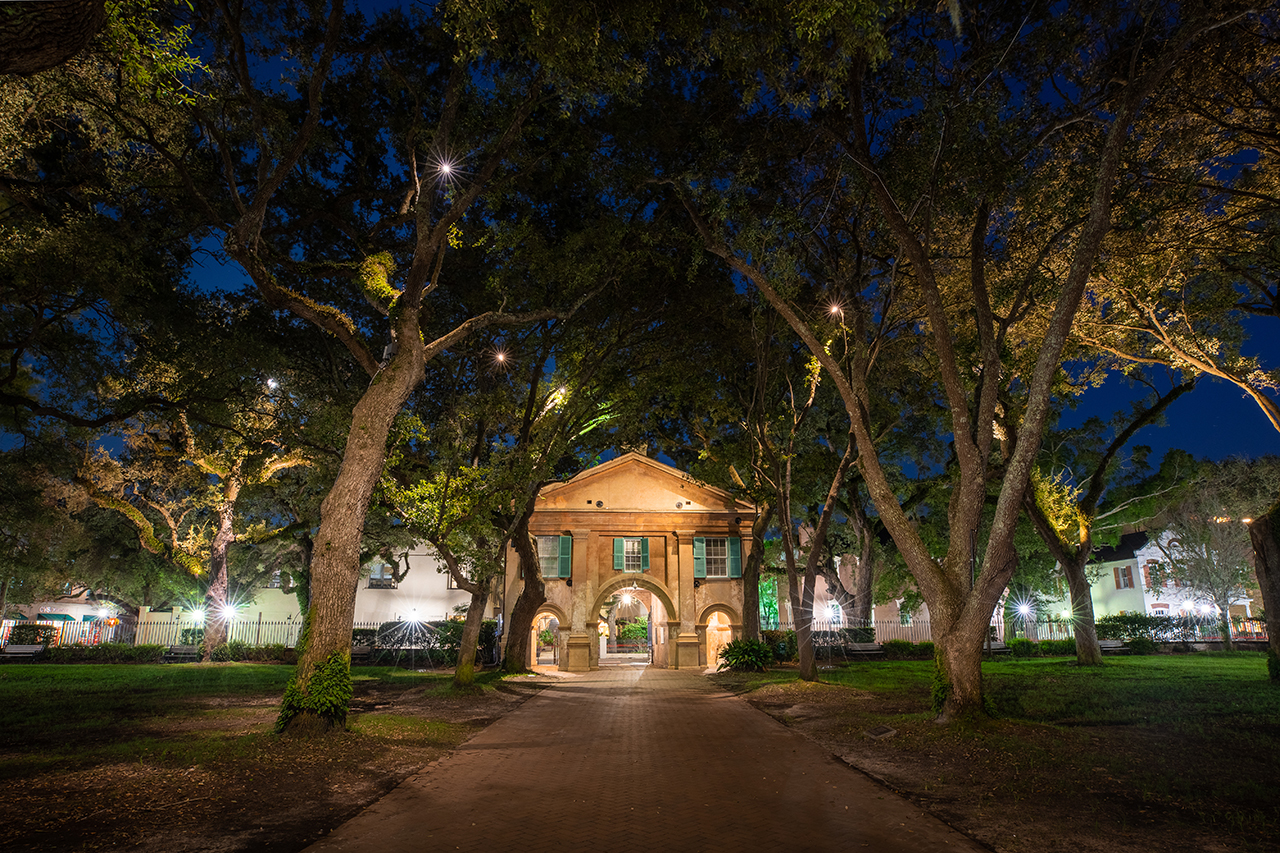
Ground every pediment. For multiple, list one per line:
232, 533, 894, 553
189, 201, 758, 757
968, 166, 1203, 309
537, 452, 751, 514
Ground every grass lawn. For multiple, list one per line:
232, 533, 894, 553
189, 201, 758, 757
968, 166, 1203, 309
715, 651, 1279, 853
0, 663, 542, 852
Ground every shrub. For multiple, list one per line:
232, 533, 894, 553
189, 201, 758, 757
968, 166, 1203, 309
761, 629, 797, 662
42, 643, 167, 663
1039, 638, 1077, 656
350, 628, 377, 646
210, 640, 249, 661
839, 626, 875, 643
881, 639, 916, 660
1125, 636, 1158, 655
179, 627, 205, 645
8, 623, 58, 645
914, 640, 935, 659
718, 639, 773, 672
617, 621, 648, 643
1008, 638, 1036, 658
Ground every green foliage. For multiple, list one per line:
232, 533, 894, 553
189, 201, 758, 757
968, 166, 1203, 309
351, 628, 377, 646
210, 640, 249, 662
40, 643, 166, 663
616, 621, 648, 643
1269, 648, 1280, 684
1038, 638, 1077, 657
7, 624, 58, 645
537, 629, 556, 646
930, 659, 951, 715
275, 650, 353, 733
717, 639, 773, 672
839, 626, 875, 643
762, 629, 797, 662
179, 627, 205, 645
1125, 637, 1158, 656
1008, 638, 1036, 658
874, 640, 936, 660
1096, 613, 1196, 642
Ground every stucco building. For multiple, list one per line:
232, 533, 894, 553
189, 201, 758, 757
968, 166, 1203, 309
509, 451, 754, 672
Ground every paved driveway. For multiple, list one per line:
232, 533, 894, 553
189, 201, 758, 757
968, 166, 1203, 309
304, 664, 988, 853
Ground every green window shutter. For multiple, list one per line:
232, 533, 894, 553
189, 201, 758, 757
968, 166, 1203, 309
641, 538, 650, 572
693, 537, 706, 579
728, 537, 742, 578
614, 538, 624, 572
559, 535, 572, 578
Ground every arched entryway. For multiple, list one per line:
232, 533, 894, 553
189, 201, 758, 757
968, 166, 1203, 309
697, 603, 742, 670
588, 575, 679, 670
530, 603, 568, 668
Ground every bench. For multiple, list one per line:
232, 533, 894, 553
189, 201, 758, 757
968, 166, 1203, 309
983, 641, 1011, 655
162, 645, 200, 663
350, 645, 372, 664
0, 644, 45, 662
1098, 639, 1130, 655
845, 642, 884, 657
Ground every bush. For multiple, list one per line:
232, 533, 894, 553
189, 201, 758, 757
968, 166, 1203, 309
1039, 638, 1077, 656
1125, 636, 1158, 655
8, 623, 58, 645
718, 639, 773, 672
41, 643, 167, 663
761, 629, 797, 662
839, 626, 875, 643
617, 621, 648, 643
1008, 638, 1036, 658
351, 628, 377, 646
914, 640, 935, 659
373, 618, 499, 666
210, 640, 249, 662
881, 639, 916, 660
179, 627, 205, 645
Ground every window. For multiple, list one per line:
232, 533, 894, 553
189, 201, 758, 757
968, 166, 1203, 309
537, 535, 572, 579
703, 538, 729, 577
1114, 564, 1134, 590
267, 569, 283, 589
368, 562, 396, 589
694, 537, 741, 579
613, 537, 649, 573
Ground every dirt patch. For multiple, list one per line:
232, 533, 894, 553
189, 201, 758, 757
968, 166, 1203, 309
0, 672, 553, 852
715, 674, 1272, 853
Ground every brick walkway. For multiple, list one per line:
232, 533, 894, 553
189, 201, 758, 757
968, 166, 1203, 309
304, 663, 988, 852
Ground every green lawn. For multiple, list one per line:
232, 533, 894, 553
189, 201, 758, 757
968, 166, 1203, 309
0, 664, 478, 779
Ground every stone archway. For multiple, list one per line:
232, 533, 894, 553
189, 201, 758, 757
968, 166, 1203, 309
584, 576, 680, 670
530, 603, 569, 668
697, 603, 742, 670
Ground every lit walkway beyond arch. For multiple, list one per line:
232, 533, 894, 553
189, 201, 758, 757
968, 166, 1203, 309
304, 668, 987, 853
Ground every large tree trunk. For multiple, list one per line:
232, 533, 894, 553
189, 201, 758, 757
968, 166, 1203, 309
502, 517, 545, 673
1249, 502, 1280, 681
0, 577, 9, 625
0, 0, 106, 76
741, 505, 772, 642
201, 480, 240, 662
276, 343, 423, 734
453, 578, 492, 688
934, 611, 989, 723
1063, 553, 1103, 666
789, 567, 817, 681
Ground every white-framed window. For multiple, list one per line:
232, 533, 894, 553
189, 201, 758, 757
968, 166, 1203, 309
613, 537, 649, 573
693, 536, 741, 579
624, 538, 644, 572
267, 569, 283, 589
368, 562, 396, 589
1114, 564, 1134, 590
704, 538, 729, 577
537, 535, 572, 579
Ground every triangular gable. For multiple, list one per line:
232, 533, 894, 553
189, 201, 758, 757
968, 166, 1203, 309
538, 452, 752, 513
